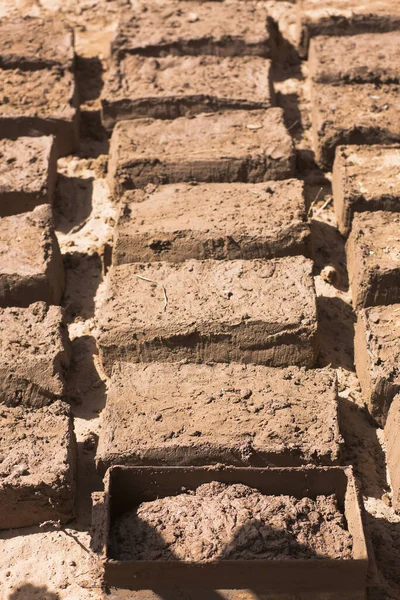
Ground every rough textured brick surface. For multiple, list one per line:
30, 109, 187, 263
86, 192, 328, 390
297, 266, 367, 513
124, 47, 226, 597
113, 180, 310, 263
0, 17, 74, 70
355, 304, 400, 424
0, 204, 64, 307
97, 257, 318, 375
0, 136, 57, 217
309, 32, 400, 84
0, 68, 79, 157
311, 82, 400, 169
112, 0, 277, 59
101, 55, 274, 129
296, 0, 400, 57
384, 394, 400, 511
333, 145, 400, 235
0, 401, 76, 529
96, 362, 341, 473
347, 211, 400, 310
108, 109, 295, 195
0, 302, 71, 409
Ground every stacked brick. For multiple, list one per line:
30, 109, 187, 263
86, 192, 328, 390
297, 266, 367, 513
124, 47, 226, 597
0, 19, 78, 529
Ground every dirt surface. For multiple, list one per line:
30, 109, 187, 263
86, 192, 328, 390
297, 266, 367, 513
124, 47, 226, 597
110, 482, 353, 561
347, 211, 400, 309
108, 109, 295, 194
0, 400, 75, 529
355, 304, 400, 424
311, 81, 400, 168
309, 32, 400, 84
97, 363, 341, 472
113, 180, 310, 263
0, 136, 57, 216
333, 144, 400, 235
97, 257, 318, 373
0, 302, 70, 408
296, 0, 400, 57
0, 68, 79, 156
113, 0, 276, 59
0, 204, 64, 307
0, 17, 74, 70
102, 55, 274, 127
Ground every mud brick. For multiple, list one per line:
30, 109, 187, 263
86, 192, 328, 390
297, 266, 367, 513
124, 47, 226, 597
0, 302, 71, 408
101, 55, 274, 129
0, 136, 57, 217
112, 0, 276, 60
97, 257, 318, 375
96, 362, 341, 473
0, 204, 64, 307
108, 109, 295, 195
347, 211, 400, 310
0, 17, 74, 70
333, 145, 400, 235
0, 68, 79, 157
355, 304, 400, 424
0, 400, 76, 529
296, 0, 400, 57
385, 394, 400, 511
113, 180, 310, 264
309, 32, 400, 84
311, 82, 400, 169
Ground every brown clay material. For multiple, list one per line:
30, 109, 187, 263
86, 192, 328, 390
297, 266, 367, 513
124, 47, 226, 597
0, 67, 79, 157
309, 32, 400, 84
0, 204, 65, 307
101, 55, 274, 129
97, 257, 318, 375
95, 465, 368, 593
311, 82, 400, 169
0, 400, 76, 529
0, 302, 71, 409
0, 17, 75, 71
96, 363, 341, 473
0, 135, 57, 217
354, 304, 400, 424
384, 394, 400, 512
332, 144, 400, 235
111, 483, 353, 561
296, 0, 400, 57
347, 211, 400, 309
108, 109, 295, 195
112, 180, 310, 264
112, 0, 277, 60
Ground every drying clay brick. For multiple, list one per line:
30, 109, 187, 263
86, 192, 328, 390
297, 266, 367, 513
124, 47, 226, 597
97, 257, 318, 375
311, 82, 400, 169
112, 0, 277, 60
333, 145, 400, 235
355, 304, 400, 424
108, 109, 295, 195
296, 0, 400, 57
0, 136, 57, 217
0, 302, 71, 409
347, 211, 400, 310
101, 55, 274, 129
384, 394, 400, 512
113, 180, 310, 264
309, 32, 400, 84
0, 204, 64, 307
0, 68, 79, 157
96, 362, 341, 473
0, 400, 76, 529
0, 17, 74, 70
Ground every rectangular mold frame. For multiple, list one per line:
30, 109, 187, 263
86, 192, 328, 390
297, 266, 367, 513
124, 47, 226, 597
92, 465, 368, 594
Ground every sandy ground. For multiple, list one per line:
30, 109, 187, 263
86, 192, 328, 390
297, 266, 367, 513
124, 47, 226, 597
0, 1, 399, 599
